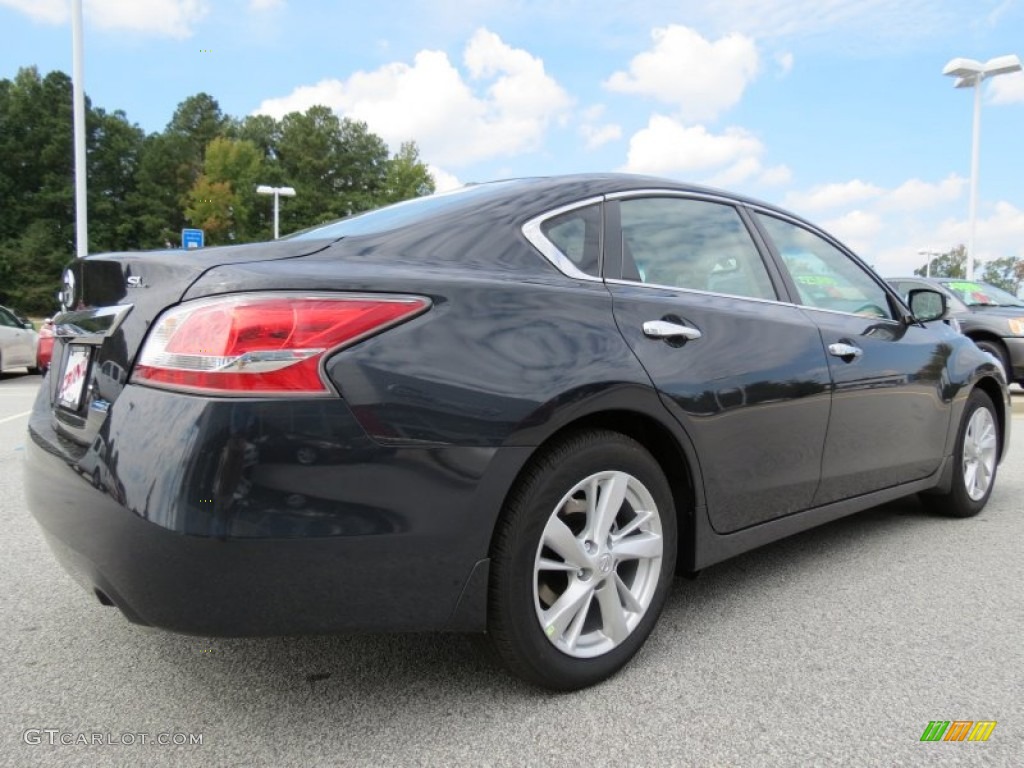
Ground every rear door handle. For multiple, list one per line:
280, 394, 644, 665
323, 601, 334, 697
827, 342, 863, 360
643, 320, 702, 341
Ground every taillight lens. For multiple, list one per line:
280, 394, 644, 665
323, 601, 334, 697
131, 293, 428, 395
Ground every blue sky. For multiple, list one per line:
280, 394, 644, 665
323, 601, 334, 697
1, 0, 1022, 275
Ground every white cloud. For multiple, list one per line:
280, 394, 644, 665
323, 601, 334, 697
822, 209, 882, 244
580, 123, 622, 150
604, 25, 759, 122
989, 70, 1024, 105
86, 0, 208, 38
881, 174, 965, 211
621, 115, 788, 188
933, 202, 1024, 259
873, 201, 1024, 276
3, 0, 215, 37
622, 115, 763, 178
784, 180, 883, 212
577, 104, 621, 150
775, 52, 794, 77
249, 0, 284, 9
0, 0, 66, 23
759, 164, 792, 186
428, 165, 462, 193
255, 29, 570, 168
680, 0, 950, 44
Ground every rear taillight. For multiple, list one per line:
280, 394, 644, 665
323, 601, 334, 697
131, 293, 428, 395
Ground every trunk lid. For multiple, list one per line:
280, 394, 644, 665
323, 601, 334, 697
47, 239, 334, 447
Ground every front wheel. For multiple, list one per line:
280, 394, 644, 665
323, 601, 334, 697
486, 430, 677, 690
974, 340, 1011, 384
922, 389, 1000, 518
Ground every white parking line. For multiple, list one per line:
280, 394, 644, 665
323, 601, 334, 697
0, 411, 31, 425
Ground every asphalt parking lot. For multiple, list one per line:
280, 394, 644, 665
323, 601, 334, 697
1, 370, 1022, 767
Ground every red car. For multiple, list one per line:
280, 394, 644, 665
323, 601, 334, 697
36, 318, 55, 375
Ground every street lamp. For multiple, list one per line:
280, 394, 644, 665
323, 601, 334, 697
918, 249, 942, 278
942, 54, 1023, 280
71, 0, 87, 258
256, 185, 296, 240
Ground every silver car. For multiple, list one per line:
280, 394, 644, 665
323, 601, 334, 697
0, 305, 40, 374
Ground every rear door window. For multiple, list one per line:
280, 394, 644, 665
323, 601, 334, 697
618, 197, 777, 301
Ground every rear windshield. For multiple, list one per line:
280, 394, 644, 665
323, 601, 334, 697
288, 181, 521, 241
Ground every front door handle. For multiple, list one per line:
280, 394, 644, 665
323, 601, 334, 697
643, 320, 702, 341
828, 342, 863, 360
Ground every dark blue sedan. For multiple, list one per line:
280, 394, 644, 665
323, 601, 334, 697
26, 174, 1010, 690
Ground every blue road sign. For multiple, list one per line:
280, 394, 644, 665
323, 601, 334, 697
182, 228, 205, 250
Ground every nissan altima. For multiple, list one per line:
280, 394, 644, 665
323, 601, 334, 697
25, 174, 1010, 691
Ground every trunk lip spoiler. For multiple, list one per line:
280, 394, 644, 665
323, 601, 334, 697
53, 304, 134, 345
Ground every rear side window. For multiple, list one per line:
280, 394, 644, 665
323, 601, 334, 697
619, 197, 776, 300
540, 204, 602, 277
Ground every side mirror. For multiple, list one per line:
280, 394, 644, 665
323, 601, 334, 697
908, 288, 947, 323
22, 321, 35, 330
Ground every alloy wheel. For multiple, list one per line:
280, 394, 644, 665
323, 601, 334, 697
533, 470, 664, 658
962, 406, 997, 501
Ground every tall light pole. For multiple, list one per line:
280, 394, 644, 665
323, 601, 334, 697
256, 185, 296, 240
72, 0, 88, 258
918, 249, 942, 278
942, 54, 1023, 280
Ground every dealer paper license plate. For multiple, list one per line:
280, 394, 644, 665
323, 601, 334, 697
57, 345, 91, 411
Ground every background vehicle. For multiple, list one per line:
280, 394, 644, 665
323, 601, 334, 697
36, 318, 55, 375
0, 304, 40, 375
887, 277, 1024, 385
25, 175, 1009, 691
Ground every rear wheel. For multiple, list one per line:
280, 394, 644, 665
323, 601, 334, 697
486, 430, 677, 690
922, 389, 999, 518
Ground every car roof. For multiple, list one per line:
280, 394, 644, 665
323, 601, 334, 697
292, 172, 822, 245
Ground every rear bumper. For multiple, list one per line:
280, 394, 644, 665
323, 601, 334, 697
25, 384, 531, 636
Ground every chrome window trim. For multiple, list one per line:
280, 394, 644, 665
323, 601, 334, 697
521, 196, 606, 282
608, 278, 907, 322
605, 188, 743, 206
604, 278, 794, 308
795, 304, 905, 325
53, 304, 134, 345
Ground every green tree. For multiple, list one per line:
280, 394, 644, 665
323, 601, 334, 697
0, 71, 438, 311
0, 68, 76, 312
383, 141, 435, 203
87, 108, 146, 251
915, 245, 966, 279
184, 137, 265, 244
275, 108, 392, 234
129, 93, 230, 248
980, 256, 1023, 295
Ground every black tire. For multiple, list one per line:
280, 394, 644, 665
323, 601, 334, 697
974, 340, 1011, 383
486, 430, 677, 691
921, 389, 1000, 518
